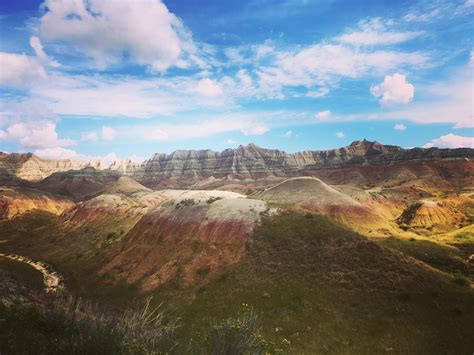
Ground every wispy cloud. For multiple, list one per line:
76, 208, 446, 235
336, 18, 423, 46
393, 123, 407, 131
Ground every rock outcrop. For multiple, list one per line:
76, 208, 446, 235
0, 152, 86, 182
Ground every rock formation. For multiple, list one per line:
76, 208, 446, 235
0, 152, 86, 182
135, 140, 474, 187
1, 140, 473, 187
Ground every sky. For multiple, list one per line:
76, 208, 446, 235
0, 0, 473, 163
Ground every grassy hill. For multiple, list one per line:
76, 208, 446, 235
1, 208, 473, 354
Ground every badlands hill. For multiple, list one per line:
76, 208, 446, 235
36, 167, 122, 199
257, 176, 359, 205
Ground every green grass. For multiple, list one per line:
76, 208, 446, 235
0, 257, 44, 290
1, 210, 473, 353
453, 230, 474, 241
163, 212, 474, 354
378, 236, 472, 280
0, 303, 124, 355
206, 196, 223, 204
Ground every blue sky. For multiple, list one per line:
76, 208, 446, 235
0, 0, 473, 163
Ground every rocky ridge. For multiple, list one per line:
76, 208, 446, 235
135, 140, 474, 186
1, 140, 473, 184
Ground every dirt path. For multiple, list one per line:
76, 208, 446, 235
0, 253, 64, 293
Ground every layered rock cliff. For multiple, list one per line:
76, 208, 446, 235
0, 152, 87, 182
1, 140, 473, 185
135, 140, 474, 185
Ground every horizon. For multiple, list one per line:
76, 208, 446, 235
0, 0, 473, 164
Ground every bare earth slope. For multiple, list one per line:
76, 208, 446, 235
257, 176, 359, 205
101, 190, 269, 291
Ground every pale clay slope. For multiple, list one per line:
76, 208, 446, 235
156, 189, 270, 224
73, 188, 269, 226
258, 176, 360, 206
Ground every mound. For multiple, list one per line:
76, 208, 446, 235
258, 177, 359, 206
36, 167, 122, 199
101, 190, 269, 290
398, 200, 464, 231
104, 176, 151, 195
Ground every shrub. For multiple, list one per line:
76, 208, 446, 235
206, 196, 223, 204
197, 265, 211, 276
205, 305, 289, 354
0, 295, 181, 354
176, 198, 196, 208
453, 275, 470, 287
106, 232, 117, 241
399, 223, 410, 231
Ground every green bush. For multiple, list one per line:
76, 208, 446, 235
206, 196, 223, 204
197, 265, 211, 276
453, 275, 470, 287
205, 305, 290, 354
106, 232, 117, 241
176, 198, 196, 208
0, 295, 180, 355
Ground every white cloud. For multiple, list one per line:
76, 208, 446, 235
423, 134, 474, 148
370, 73, 415, 105
241, 124, 269, 136
225, 48, 245, 64
39, 0, 200, 72
255, 44, 273, 59
33, 147, 81, 160
404, 9, 441, 22
26, 72, 236, 118
96, 152, 120, 165
314, 110, 332, 120
0, 36, 59, 89
33, 147, 121, 165
113, 113, 276, 142
453, 120, 474, 129
337, 18, 422, 46
225, 139, 236, 145
101, 126, 117, 141
381, 68, 472, 128
29, 36, 60, 68
336, 131, 345, 138
236, 69, 253, 88
0, 121, 74, 149
306, 87, 329, 98
257, 44, 427, 98
0, 52, 46, 89
393, 123, 407, 131
81, 131, 98, 141
0, 102, 74, 149
194, 78, 223, 97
